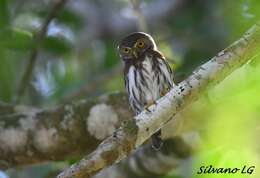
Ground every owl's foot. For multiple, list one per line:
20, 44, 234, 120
144, 100, 156, 112
160, 87, 170, 97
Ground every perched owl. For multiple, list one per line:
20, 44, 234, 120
118, 32, 175, 150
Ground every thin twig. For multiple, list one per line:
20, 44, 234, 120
15, 0, 68, 104
129, 0, 148, 32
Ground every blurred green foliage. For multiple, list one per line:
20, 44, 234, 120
193, 64, 260, 178
0, 0, 259, 104
0, 0, 9, 27
35, 8, 84, 30
165, 59, 260, 178
42, 36, 72, 55
0, 28, 33, 50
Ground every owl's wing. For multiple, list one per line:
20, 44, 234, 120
161, 58, 174, 87
156, 56, 175, 96
152, 50, 174, 86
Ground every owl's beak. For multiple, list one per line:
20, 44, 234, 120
132, 49, 138, 58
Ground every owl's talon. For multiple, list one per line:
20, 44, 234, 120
160, 88, 170, 97
145, 107, 152, 112
144, 100, 156, 112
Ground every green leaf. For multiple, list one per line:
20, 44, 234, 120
0, 28, 33, 51
0, 0, 9, 27
0, 50, 16, 102
56, 9, 83, 30
33, 8, 83, 30
104, 41, 118, 68
42, 36, 72, 55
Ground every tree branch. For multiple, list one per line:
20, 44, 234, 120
94, 133, 199, 178
0, 93, 132, 169
57, 22, 260, 178
15, 0, 68, 103
0, 102, 15, 115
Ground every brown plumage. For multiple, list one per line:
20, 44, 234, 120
118, 32, 175, 150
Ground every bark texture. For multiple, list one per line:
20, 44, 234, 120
94, 133, 199, 178
0, 93, 132, 169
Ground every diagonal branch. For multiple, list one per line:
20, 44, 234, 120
94, 133, 198, 178
15, 0, 68, 104
57, 22, 260, 178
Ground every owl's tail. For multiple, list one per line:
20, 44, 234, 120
151, 129, 163, 150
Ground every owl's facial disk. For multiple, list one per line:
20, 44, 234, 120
118, 32, 157, 61
120, 39, 146, 59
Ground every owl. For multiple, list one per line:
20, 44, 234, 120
118, 32, 174, 150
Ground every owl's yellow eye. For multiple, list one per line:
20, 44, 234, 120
137, 41, 145, 48
122, 47, 130, 53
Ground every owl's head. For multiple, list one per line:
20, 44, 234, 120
118, 32, 157, 61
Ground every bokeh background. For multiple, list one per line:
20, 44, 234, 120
0, 0, 260, 178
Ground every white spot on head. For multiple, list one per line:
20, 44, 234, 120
33, 128, 58, 152
0, 128, 27, 152
87, 104, 118, 140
